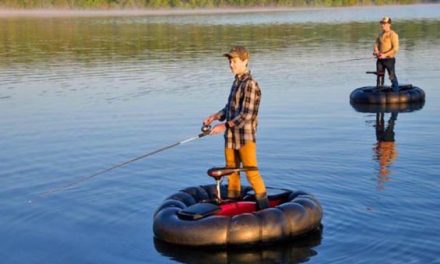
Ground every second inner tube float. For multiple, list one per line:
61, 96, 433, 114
153, 167, 323, 247
350, 71, 425, 104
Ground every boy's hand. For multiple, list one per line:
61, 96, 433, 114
203, 114, 217, 126
210, 123, 226, 135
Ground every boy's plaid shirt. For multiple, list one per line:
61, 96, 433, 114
218, 71, 261, 150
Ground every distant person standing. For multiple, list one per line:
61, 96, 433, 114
203, 46, 269, 210
373, 16, 400, 92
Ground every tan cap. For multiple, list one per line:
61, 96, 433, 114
380, 16, 392, 24
223, 46, 249, 61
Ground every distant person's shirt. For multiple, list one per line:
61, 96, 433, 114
376, 30, 399, 58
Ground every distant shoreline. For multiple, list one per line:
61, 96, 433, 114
0, 4, 435, 17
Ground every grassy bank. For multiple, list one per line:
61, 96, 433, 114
0, 0, 426, 9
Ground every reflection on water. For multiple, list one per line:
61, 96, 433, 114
1, 16, 440, 66
374, 112, 398, 190
154, 227, 322, 264
351, 102, 425, 191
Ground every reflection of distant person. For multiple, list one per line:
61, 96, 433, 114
373, 16, 400, 92
374, 112, 398, 190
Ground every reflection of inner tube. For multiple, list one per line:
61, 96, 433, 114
350, 100, 425, 113
154, 227, 322, 264
350, 85, 425, 105
153, 184, 323, 247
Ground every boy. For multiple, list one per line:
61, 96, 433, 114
203, 46, 269, 210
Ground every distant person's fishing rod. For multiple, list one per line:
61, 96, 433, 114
321, 56, 374, 64
29, 125, 212, 203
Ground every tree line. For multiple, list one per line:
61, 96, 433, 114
2, 17, 439, 66
0, 0, 426, 9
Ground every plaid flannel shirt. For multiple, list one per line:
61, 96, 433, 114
218, 71, 261, 150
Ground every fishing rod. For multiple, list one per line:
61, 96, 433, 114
29, 125, 212, 203
321, 56, 374, 64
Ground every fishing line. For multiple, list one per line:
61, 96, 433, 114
29, 126, 211, 203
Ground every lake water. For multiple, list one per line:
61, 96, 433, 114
1, 4, 440, 264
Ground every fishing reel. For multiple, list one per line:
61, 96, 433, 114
201, 124, 212, 135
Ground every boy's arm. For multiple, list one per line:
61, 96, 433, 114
204, 107, 226, 126
374, 35, 380, 56
217, 107, 226, 122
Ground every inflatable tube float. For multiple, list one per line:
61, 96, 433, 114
153, 182, 323, 247
350, 84, 425, 105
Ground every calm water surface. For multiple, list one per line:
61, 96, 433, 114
1, 4, 440, 264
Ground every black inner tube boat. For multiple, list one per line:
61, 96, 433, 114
350, 71, 425, 104
153, 167, 323, 247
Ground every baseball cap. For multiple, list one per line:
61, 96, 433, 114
223, 46, 249, 61
380, 16, 392, 24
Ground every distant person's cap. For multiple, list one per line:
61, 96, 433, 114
223, 46, 249, 61
380, 16, 392, 24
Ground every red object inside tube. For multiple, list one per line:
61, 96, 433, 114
217, 198, 284, 216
